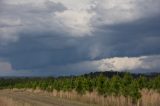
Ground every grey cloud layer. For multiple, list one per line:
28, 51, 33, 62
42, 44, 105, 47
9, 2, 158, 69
0, 0, 160, 75
0, 0, 67, 43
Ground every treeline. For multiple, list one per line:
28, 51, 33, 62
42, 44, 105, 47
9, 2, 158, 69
0, 73, 160, 103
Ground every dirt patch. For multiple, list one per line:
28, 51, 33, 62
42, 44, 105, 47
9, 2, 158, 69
0, 90, 97, 106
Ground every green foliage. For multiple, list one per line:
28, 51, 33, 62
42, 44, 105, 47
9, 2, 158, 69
128, 80, 141, 103
75, 77, 86, 94
137, 76, 148, 89
97, 74, 107, 95
110, 75, 121, 95
0, 73, 160, 103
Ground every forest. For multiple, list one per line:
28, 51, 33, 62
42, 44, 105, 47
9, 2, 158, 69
0, 72, 160, 104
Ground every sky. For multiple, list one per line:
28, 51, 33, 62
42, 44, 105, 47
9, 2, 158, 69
0, 0, 160, 76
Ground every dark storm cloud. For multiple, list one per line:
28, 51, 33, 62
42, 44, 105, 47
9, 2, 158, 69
88, 15, 160, 59
0, 0, 160, 75
0, 33, 91, 70
1, 14, 160, 71
0, 0, 67, 44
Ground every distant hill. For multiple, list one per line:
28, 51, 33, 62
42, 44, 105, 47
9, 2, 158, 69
82, 71, 160, 78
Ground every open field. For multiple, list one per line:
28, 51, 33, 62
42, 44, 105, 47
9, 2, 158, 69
0, 89, 160, 106
0, 73, 159, 106
0, 90, 98, 106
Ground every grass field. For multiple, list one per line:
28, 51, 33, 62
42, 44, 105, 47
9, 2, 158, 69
0, 89, 98, 106
0, 89, 159, 106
